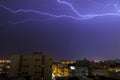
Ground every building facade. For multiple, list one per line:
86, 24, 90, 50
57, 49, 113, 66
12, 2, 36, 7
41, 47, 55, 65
9, 52, 52, 80
69, 65, 89, 77
0, 60, 10, 75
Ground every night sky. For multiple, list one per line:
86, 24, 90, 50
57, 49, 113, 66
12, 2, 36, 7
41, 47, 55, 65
0, 0, 120, 60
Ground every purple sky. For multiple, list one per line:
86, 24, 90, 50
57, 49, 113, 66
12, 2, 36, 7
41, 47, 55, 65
0, 0, 120, 60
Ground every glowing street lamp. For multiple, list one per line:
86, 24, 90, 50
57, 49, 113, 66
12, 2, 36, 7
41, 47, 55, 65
70, 66, 75, 70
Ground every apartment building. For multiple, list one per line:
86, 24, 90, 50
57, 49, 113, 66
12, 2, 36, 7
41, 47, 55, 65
9, 52, 52, 80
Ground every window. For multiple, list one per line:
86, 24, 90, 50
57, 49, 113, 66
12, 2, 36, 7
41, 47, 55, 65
34, 71, 41, 74
35, 59, 38, 61
50, 58, 52, 61
41, 77, 44, 80
26, 65, 29, 68
26, 72, 28, 75
23, 59, 27, 61
49, 71, 51, 73
42, 65, 44, 67
35, 59, 41, 61
22, 72, 28, 75
35, 65, 41, 68
23, 65, 29, 68
50, 65, 52, 67
34, 72, 37, 74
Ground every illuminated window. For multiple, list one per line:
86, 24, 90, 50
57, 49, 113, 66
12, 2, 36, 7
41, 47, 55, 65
41, 77, 44, 80
42, 65, 44, 67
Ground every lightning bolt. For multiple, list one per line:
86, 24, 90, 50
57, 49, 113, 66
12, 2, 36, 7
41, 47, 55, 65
0, 0, 120, 24
115, 0, 120, 12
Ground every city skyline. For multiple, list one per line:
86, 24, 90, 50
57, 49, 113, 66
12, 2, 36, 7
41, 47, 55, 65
0, 0, 120, 60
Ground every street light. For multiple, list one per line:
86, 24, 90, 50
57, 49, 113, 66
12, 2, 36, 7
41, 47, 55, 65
70, 66, 75, 70
70, 66, 75, 77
